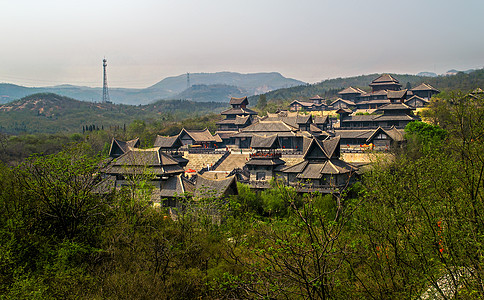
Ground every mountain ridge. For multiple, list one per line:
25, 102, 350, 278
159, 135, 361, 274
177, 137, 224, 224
0, 72, 304, 105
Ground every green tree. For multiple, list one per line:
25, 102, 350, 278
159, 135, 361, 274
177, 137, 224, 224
257, 94, 267, 110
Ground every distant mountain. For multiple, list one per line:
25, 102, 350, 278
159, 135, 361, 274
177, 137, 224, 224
0, 93, 227, 134
0, 72, 305, 105
148, 72, 304, 95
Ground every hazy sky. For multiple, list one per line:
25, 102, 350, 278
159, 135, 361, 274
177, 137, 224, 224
1, 0, 483, 88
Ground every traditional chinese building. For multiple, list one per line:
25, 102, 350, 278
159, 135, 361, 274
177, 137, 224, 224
278, 136, 358, 193
245, 135, 286, 186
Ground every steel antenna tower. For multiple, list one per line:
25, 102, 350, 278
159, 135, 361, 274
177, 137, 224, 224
187, 72, 190, 89
102, 58, 110, 103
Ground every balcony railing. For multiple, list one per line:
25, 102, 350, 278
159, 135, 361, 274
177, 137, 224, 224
249, 152, 282, 159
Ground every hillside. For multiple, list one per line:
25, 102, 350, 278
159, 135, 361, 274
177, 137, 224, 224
173, 84, 248, 102
0, 72, 304, 105
0, 93, 227, 134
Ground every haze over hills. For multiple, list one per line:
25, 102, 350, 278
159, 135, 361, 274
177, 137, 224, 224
0, 72, 305, 105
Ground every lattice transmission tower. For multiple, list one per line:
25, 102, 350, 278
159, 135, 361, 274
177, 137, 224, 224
102, 58, 110, 103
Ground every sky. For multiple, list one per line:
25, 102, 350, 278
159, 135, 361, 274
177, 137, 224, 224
0, 0, 483, 88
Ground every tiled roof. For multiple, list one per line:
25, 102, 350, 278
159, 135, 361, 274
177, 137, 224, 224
109, 138, 140, 157
387, 89, 408, 99
214, 131, 238, 139
264, 114, 312, 128
342, 115, 378, 122
334, 129, 374, 139
194, 175, 237, 199
404, 95, 429, 105
372, 114, 417, 121
238, 120, 298, 133
281, 160, 308, 173
309, 95, 324, 100
213, 134, 223, 143
303, 136, 340, 160
179, 128, 218, 143
289, 100, 316, 107
359, 90, 389, 97
153, 135, 182, 148
103, 147, 184, 176
356, 99, 391, 105
314, 115, 329, 124
246, 157, 286, 166
250, 134, 280, 149
229, 96, 248, 105
377, 102, 413, 111
331, 98, 356, 106
366, 126, 405, 143
370, 74, 400, 84
338, 87, 364, 95
336, 107, 354, 114
297, 163, 324, 179
295, 159, 357, 179
411, 83, 439, 92
160, 175, 188, 198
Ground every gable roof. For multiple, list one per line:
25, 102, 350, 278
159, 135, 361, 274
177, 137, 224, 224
289, 99, 316, 107
303, 136, 341, 160
377, 102, 413, 112
212, 133, 223, 143
179, 128, 217, 143
103, 147, 184, 176
194, 175, 238, 199
331, 98, 356, 106
314, 115, 329, 124
239, 120, 298, 133
250, 134, 280, 149
370, 74, 400, 84
411, 83, 440, 92
336, 107, 353, 114
281, 160, 309, 173
338, 86, 365, 95
160, 175, 194, 198
404, 95, 429, 105
108, 138, 140, 157
229, 96, 248, 106
263, 113, 312, 128
366, 126, 405, 143
387, 89, 408, 100
309, 95, 324, 100
153, 135, 182, 149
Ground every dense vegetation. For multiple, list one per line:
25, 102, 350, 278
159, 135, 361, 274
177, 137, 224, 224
0, 90, 483, 299
0, 93, 226, 135
0, 112, 222, 166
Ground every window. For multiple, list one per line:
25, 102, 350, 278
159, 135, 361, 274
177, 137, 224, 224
256, 172, 266, 181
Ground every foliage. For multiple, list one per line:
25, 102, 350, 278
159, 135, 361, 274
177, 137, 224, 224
0, 93, 227, 135
1, 88, 484, 299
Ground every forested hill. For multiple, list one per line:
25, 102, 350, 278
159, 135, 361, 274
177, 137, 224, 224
0, 93, 227, 134
173, 84, 248, 102
248, 68, 484, 105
